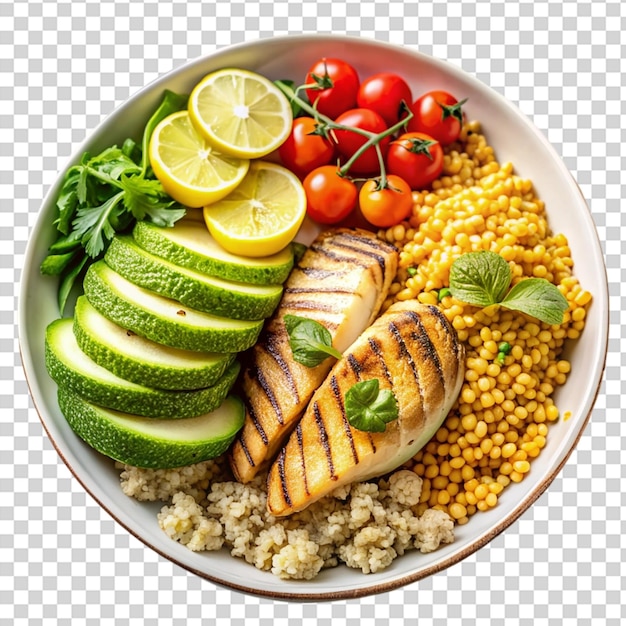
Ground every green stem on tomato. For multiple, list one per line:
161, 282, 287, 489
336, 114, 413, 180
276, 79, 414, 187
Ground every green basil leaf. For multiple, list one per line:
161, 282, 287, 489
345, 379, 399, 433
500, 278, 569, 325
283, 314, 342, 368
449, 250, 511, 307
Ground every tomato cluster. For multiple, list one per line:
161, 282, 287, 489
277, 58, 466, 228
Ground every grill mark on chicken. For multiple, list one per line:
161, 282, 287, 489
367, 337, 393, 385
284, 286, 357, 295
235, 437, 256, 468
388, 319, 422, 391
313, 401, 336, 480
345, 352, 377, 454
330, 240, 388, 273
296, 267, 348, 280
308, 243, 369, 268
264, 333, 299, 405
247, 403, 268, 446
330, 374, 359, 465
427, 303, 462, 359
334, 230, 398, 254
276, 448, 292, 508
405, 310, 446, 389
282, 299, 340, 313
253, 366, 284, 425
347, 353, 362, 379
295, 422, 309, 496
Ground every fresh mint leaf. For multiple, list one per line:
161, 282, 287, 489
345, 379, 399, 433
283, 314, 343, 367
501, 278, 569, 325
448, 251, 570, 326
449, 250, 511, 307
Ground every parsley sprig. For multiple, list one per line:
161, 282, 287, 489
41, 90, 189, 314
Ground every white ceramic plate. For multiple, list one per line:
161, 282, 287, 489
19, 35, 608, 600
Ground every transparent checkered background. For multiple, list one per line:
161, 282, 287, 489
2, 0, 624, 623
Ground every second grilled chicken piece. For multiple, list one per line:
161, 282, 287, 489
266, 301, 465, 517
229, 228, 398, 483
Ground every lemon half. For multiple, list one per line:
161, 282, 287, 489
203, 161, 306, 258
149, 110, 249, 208
189, 68, 293, 160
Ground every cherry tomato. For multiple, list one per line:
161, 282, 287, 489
303, 165, 358, 224
356, 72, 412, 126
304, 58, 360, 120
385, 132, 444, 190
278, 117, 336, 179
358, 175, 413, 228
333, 108, 390, 176
407, 90, 467, 145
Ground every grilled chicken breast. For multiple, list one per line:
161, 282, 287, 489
266, 301, 465, 517
229, 229, 398, 483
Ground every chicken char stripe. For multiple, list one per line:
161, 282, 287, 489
229, 228, 399, 484
264, 333, 300, 405
329, 373, 361, 466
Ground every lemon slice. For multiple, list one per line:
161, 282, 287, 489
203, 161, 306, 258
149, 110, 249, 208
189, 68, 293, 159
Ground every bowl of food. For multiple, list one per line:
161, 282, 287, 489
19, 34, 608, 600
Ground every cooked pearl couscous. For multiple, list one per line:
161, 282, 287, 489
379, 120, 591, 525
118, 121, 590, 579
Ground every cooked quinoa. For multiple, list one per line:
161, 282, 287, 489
120, 463, 453, 580
118, 120, 590, 579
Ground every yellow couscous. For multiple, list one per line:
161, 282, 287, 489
119, 120, 591, 578
378, 120, 591, 525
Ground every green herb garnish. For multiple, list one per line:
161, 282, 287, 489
41, 90, 189, 314
345, 379, 399, 433
283, 315, 343, 367
448, 251, 569, 325
495, 341, 512, 365
438, 287, 451, 301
